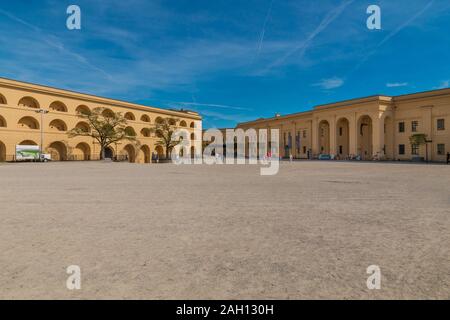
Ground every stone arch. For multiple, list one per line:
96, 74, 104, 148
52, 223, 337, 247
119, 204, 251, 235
19, 140, 38, 145
102, 108, 115, 118
357, 115, 373, 160
336, 117, 350, 158
0, 115, 7, 127
155, 145, 164, 158
0, 140, 5, 162
168, 118, 177, 126
18, 116, 40, 130
18, 96, 39, 109
104, 146, 115, 159
75, 121, 90, 133
49, 119, 67, 132
123, 144, 136, 163
76, 105, 90, 115
75, 142, 91, 161
155, 117, 164, 124
180, 120, 187, 127
318, 120, 330, 154
124, 112, 136, 121
49, 101, 68, 112
141, 114, 151, 123
138, 145, 151, 164
125, 126, 137, 137
0, 93, 7, 105
47, 141, 68, 161
141, 128, 151, 137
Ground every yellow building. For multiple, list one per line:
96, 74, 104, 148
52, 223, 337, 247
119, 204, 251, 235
237, 89, 450, 162
0, 78, 201, 163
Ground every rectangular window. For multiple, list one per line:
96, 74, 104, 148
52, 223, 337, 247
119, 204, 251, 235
303, 130, 307, 138
437, 144, 445, 155
339, 127, 343, 136
437, 119, 445, 131
339, 145, 343, 154
398, 122, 405, 133
303, 146, 306, 154
411, 144, 419, 155
411, 121, 419, 132
398, 144, 405, 155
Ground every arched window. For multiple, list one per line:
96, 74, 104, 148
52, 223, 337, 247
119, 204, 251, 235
155, 117, 164, 124
124, 112, 136, 121
180, 120, 187, 127
18, 116, 40, 130
75, 121, 90, 133
0, 115, 7, 127
49, 101, 68, 112
18, 96, 39, 109
76, 105, 90, 115
141, 128, 151, 137
49, 119, 68, 132
0, 94, 7, 105
124, 126, 137, 137
141, 115, 151, 123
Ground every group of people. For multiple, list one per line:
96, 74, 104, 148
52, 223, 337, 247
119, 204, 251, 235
151, 152, 160, 163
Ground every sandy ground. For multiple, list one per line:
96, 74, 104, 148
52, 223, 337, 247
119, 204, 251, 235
0, 161, 449, 300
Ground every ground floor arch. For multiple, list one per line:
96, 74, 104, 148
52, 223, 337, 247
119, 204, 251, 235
47, 141, 68, 161
336, 118, 350, 159
75, 142, 91, 161
138, 145, 151, 164
318, 120, 330, 154
123, 144, 136, 163
357, 115, 373, 160
155, 145, 164, 158
104, 146, 114, 159
0, 140, 6, 162
19, 140, 38, 146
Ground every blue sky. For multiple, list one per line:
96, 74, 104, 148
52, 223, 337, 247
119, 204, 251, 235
0, 0, 449, 128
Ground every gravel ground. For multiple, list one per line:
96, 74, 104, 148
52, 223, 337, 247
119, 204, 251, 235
0, 161, 449, 299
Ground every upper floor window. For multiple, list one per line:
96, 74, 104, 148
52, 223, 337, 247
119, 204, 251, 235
437, 144, 445, 155
398, 122, 405, 133
411, 121, 419, 132
437, 119, 445, 131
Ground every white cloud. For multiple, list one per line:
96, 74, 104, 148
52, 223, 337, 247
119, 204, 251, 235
386, 82, 408, 88
435, 80, 449, 89
313, 77, 344, 90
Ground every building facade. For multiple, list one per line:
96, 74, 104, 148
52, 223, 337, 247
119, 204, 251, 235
237, 89, 450, 162
0, 78, 202, 163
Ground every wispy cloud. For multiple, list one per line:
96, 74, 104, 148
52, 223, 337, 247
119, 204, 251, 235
0, 8, 112, 79
386, 82, 408, 88
169, 102, 253, 111
352, 0, 435, 73
313, 77, 344, 89
264, 0, 354, 72
434, 80, 449, 89
254, 0, 275, 61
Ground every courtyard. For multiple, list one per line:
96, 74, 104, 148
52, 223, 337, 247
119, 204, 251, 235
0, 161, 449, 299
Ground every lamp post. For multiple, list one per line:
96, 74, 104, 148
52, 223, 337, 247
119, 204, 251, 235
35, 109, 49, 161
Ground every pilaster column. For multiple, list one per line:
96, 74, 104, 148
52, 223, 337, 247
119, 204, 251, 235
312, 118, 319, 155
372, 113, 385, 158
329, 116, 337, 155
349, 114, 357, 156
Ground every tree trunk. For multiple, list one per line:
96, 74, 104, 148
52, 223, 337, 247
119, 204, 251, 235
166, 148, 170, 160
100, 146, 105, 160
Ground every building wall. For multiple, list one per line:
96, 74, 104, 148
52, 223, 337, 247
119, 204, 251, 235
237, 90, 450, 162
0, 78, 202, 162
